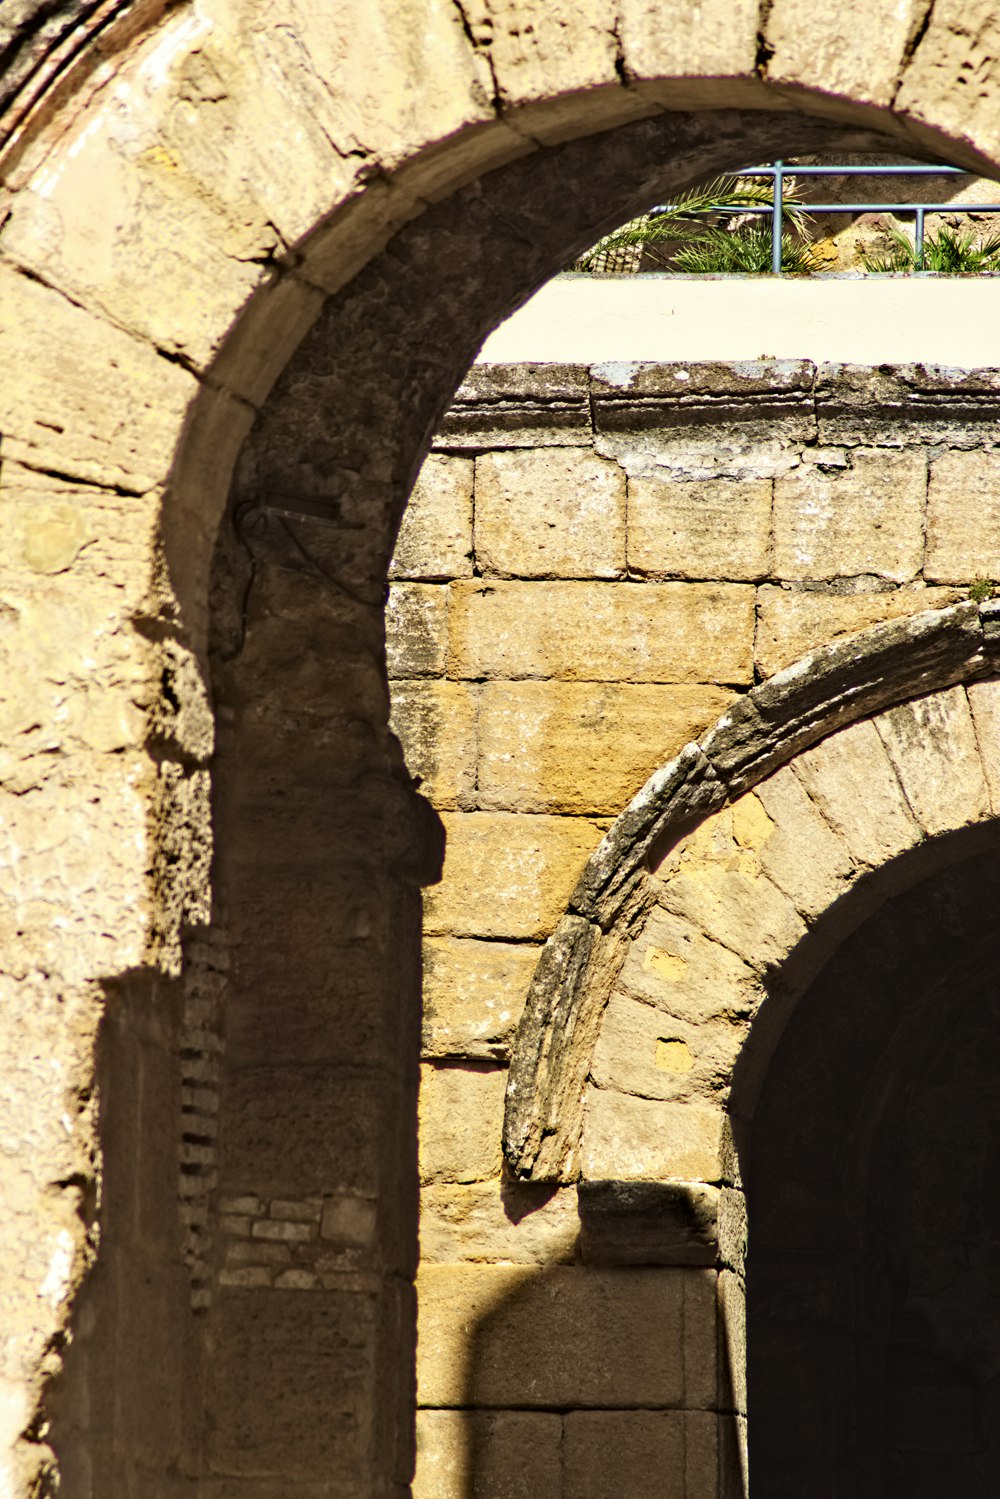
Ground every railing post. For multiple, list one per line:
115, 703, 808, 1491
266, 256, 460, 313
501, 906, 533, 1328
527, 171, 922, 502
772, 159, 784, 274
915, 206, 926, 269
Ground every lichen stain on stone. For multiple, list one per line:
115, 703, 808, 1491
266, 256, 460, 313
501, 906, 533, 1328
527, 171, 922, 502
655, 1037, 694, 1073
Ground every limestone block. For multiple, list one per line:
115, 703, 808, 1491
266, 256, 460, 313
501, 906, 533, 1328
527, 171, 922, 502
422, 937, 540, 1060
416, 1262, 696, 1407
873, 688, 990, 837
390, 680, 478, 809
926, 451, 1000, 583
619, 0, 765, 107
618, 907, 762, 1026
419, 1064, 507, 1185
968, 680, 1000, 813
582, 1088, 726, 1183
755, 584, 962, 678
391, 456, 474, 580
773, 450, 925, 582
419, 1181, 579, 1264
477, 681, 735, 815
896, 1, 1000, 168
792, 718, 922, 867
424, 812, 602, 939
475, 449, 626, 579
752, 768, 857, 920
447, 581, 755, 684
563, 1410, 720, 1499
651, 805, 808, 974
387, 584, 448, 678
0, 263, 197, 492
765, 0, 928, 108
628, 475, 772, 581
590, 991, 744, 1105
414, 1409, 563, 1499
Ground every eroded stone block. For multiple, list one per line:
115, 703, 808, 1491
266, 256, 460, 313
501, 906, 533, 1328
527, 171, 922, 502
474, 449, 626, 578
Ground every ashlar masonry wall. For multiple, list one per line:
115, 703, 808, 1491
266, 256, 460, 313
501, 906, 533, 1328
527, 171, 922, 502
390, 361, 1000, 1498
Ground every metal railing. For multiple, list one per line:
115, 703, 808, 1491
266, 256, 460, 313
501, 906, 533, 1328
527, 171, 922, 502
655, 160, 1000, 274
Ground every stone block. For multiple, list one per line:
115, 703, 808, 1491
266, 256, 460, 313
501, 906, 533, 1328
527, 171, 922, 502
620, 0, 761, 99
773, 450, 925, 582
652, 805, 808, 974
752, 769, 857, 920
420, 1181, 580, 1264
474, 449, 626, 578
477, 682, 735, 814
873, 687, 990, 836
424, 812, 602, 940
422, 937, 540, 1061
447, 581, 755, 684
386, 584, 448, 678
419, 1064, 506, 1185
437, 365, 592, 449
563, 1410, 719, 1499
619, 906, 762, 1025
208, 1290, 375, 1480
590, 992, 742, 1105
896, 1, 1000, 166
578, 1180, 721, 1268
765, 0, 927, 106
968, 679, 1000, 813
416, 1262, 694, 1408
755, 584, 961, 678
581, 1088, 726, 1184
390, 680, 478, 809
926, 450, 1000, 583
414, 1409, 563, 1499
391, 455, 474, 580
628, 475, 771, 581
791, 718, 922, 868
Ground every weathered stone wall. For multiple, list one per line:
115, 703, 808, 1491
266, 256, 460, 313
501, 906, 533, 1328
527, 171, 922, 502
8, 1, 1000, 1494
392, 360, 1000, 1497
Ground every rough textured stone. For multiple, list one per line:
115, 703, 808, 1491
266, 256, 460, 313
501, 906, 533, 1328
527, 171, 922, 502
755, 584, 962, 678
414, 1409, 563, 1499
390, 680, 478, 809
474, 449, 626, 578
386, 584, 449, 678
628, 475, 772, 581
792, 717, 923, 867
873, 688, 990, 837
620, 0, 762, 104
422, 937, 539, 1061
765, 0, 929, 108
581, 1089, 727, 1184
420, 1181, 579, 1265
390, 455, 474, 580
447, 581, 755, 684
926, 450, 1000, 583
419, 1064, 507, 1185
423, 813, 602, 940
578, 1180, 722, 1268
617, 907, 762, 1024
476, 682, 735, 815
968, 679, 1000, 813
752, 769, 857, 920
590, 991, 744, 1107
416, 1262, 703, 1408
435, 365, 592, 448
772, 450, 925, 583
652, 806, 808, 974
563, 1410, 719, 1499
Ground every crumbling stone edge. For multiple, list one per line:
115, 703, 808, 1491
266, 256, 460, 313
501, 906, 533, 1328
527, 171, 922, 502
503, 598, 1000, 1181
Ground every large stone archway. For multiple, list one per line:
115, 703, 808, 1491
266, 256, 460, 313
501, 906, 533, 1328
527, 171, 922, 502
5, 3, 1000, 1494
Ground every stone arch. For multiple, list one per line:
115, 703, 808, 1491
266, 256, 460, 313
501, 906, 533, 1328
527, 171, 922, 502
6, 0, 1000, 1492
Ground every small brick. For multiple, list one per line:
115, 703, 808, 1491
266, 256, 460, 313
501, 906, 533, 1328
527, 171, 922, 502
273, 1269, 319, 1291
218, 1266, 272, 1289
219, 1195, 262, 1216
228, 1240, 291, 1265
270, 1198, 323, 1223
320, 1195, 377, 1248
220, 1215, 251, 1237
251, 1219, 315, 1243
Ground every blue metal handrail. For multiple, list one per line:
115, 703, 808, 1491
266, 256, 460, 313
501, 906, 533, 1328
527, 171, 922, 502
654, 160, 1000, 274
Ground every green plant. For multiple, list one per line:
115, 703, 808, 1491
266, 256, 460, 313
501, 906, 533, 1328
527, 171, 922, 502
573, 175, 815, 274
860, 224, 1000, 273
969, 577, 995, 604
